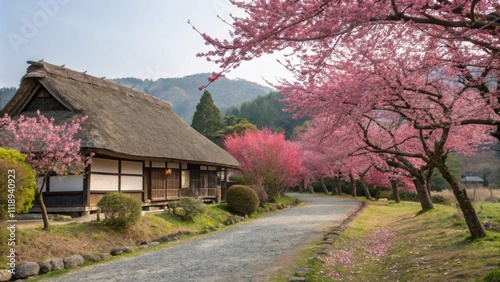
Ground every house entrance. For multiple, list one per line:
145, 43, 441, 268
150, 168, 180, 200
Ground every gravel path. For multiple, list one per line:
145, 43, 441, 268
43, 193, 360, 282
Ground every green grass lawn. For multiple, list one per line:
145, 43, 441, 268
273, 198, 500, 282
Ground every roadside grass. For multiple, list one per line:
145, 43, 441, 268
0, 195, 300, 270
274, 198, 500, 282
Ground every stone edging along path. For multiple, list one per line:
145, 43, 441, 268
0, 229, 194, 281
1, 194, 362, 282
0, 203, 274, 281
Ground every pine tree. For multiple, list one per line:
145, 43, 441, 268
482, 173, 489, 188
218, 115, 256, 137
191, 90, 222, 145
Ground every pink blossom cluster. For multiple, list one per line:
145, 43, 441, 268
318, 249, 354, 280
195, 0, 499, 196
0, 111, 93, 183
195, 0, 499, 238
198, 72, 226, 90
224, 128, 302, 198
364, 228, 397, 258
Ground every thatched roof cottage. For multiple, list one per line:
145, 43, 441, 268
1, 61, 239, 215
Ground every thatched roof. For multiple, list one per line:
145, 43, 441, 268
2, 61, 239, 168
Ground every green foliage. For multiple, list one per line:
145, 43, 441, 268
0, 148, 36, 220
483, 172, 490, 188
218, 115, 257, 137
226, 185, 260, 215
256, 195, 301, 214
97, 192, 142, 229
225, 92, 309, 139
482, 269, 500, 282
398, 191, 421, 202
377, 190, 393, 199
191, 90, 223, 145
169, 197, 207, 222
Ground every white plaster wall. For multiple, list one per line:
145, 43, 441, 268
49, 175, 84, 192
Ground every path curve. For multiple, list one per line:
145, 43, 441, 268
43, 194, 360, 282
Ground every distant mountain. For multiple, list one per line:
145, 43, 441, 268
0, 74, 274, 123
110, 74, 274, 122
0, 87, 16, 109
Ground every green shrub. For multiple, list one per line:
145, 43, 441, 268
431, 194, 452, 205
97, 192, 142, 229
482, 269, 500, 282
377, 190, 392, 199
226, 185, 259, 216
169, 197, 207, 221
398, 191, 420, 202
0, 148, 36, 220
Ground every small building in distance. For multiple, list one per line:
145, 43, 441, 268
460, 172, 484, 189
1, 60, 239, 216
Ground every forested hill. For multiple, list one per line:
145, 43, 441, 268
0, 74, 273, 123
110, 74, 274, 122
225, 92, 309, 139
0, 87, 16, 109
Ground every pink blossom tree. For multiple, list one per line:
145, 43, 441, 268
0, 111, 92, 231
224, 128, 302, 199
194, 0, 499, 239
297, 118, 419, 201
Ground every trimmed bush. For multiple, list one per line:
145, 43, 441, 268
169, 197, 207, 221
226, 185, 259, 216
97, 192, 142, 229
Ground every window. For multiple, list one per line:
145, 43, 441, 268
89, 158, 143, 192
48, 175, 84, 192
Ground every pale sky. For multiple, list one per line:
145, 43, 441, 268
0, 0, 292, 88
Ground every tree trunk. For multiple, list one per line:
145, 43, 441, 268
390, 179, 400, 203
439, 166, 486, 239
425, 166, 434, 195
304, 179, 314, 193
36, 176, 51, 231
374, 186, 380, 200
298, 180, 305, 193
318, 178, 329, 194
349, 173, 357, 197
390, 156, 434, 211
428, 126, 485, 239
336, 178, 342, 195
35, 190, 50, 231
308, 184, 314, 193
413, 176, 434, 211
359, 178, 373, 200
